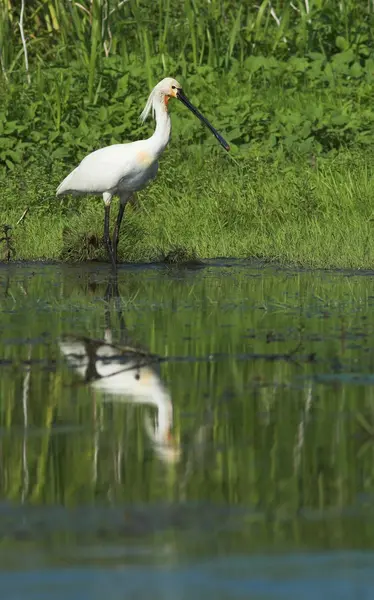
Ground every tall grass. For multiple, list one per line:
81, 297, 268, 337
2, 148, 374, 268
1, 0, 374, 83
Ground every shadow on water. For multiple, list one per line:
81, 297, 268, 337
1, 261, 374, 597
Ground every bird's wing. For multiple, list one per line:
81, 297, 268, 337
56, 143, 144, 196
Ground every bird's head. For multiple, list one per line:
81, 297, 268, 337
140, 76, 230, 152
154, 77, 182, 104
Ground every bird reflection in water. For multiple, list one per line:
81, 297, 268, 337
59, 277, 181, 464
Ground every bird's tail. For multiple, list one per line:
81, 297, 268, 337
56, 167, 78, 196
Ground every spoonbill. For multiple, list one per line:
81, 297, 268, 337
56, 77, 229, 267
59, 334, 181, 464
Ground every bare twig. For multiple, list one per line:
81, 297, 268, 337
102, 0, 113, 57
74, 2, 92, 20
270, 6, 281, 27
109, 0, 131, 16
16, 207, 29, 225
21, 346, 31, 502
0, 225, 15, 261
304, 0, 312, 23
269, 3, 287, 43
19, 0, 30, 85
103, 29, 112, 57
294, 382, 313, 472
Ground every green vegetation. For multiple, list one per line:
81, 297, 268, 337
2, 148, 374, 268
1, 0, 374, 267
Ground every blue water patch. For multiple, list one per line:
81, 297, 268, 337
1, 552, 374, 600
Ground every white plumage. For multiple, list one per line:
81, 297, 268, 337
59, 335, 181, 464
57, 141, 158, 196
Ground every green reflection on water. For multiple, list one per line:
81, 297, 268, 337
1, 261, 374, 553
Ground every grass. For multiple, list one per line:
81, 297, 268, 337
2, 0, 372, 77
1, 147, 374, 269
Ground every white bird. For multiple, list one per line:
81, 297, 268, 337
59, 334, 181, 464
56, 77, 229, 267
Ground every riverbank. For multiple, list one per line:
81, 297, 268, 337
1, 148, 373, 269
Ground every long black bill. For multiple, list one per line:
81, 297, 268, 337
177, 90, 230, 152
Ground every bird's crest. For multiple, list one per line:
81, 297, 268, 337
140, 89, 156, 122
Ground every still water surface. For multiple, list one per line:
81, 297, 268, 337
1, 260, 374, 599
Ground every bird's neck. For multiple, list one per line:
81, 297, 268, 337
153, 391, 173, 443
148, 100, 171, 158
144, 386, 173, 445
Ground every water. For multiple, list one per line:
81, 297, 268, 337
1, 260, 374, 599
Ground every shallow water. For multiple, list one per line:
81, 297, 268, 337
1, 260, 374, 598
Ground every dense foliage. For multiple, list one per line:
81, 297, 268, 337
1, 0, 374, 171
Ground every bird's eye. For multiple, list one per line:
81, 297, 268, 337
171, 85, 176, 89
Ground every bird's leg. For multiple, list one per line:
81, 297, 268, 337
103, 272, 128, 344
111, 193, 129, 264
104, 205, 111, 253
103, 193, 116, 268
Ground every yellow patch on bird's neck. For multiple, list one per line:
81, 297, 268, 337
139, 367, 154, 384
164, 95, 170, 107
136, 150, 153, 166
